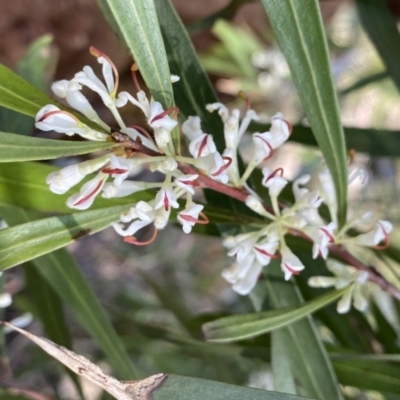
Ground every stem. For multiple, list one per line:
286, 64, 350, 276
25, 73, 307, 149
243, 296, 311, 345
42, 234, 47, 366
116, 136, 400, 302
238, 160, 257, 187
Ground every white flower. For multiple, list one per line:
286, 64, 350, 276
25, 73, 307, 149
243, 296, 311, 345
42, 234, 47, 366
227, 235, 257, 263
253, 239, 279, 265
182, 116, 216, 158
51, 79, 109, 130
101, 154, 130, 186
251, 113, 291, 164
122, 126, 158, 152
308, 261, 370, 314
222, 254, 263, 295
0, 292, 12, 308
72, 47, 119, 108
304, 222, 336, 259
269, 112, 291, 148
35, 105, 108, 141
262, 167, 288, 197
117, 91, 177, 149
252, 132, 275, 163
47, 164, 85, 195
178, 203, 204, 234
353, 220, 392, 247
170, 75, 180, 83
182, 116, 203, 141
174, 175, 199, 195
113, 201, 155, 237
66, 172, 108, 210
281, 247, 305, 280
102, 181, 149, 198
154, 184, 179, 211
292, 175, 311, 201
195, 151, 231, 184
206, 102, 259, 150
46, 156, 110, 194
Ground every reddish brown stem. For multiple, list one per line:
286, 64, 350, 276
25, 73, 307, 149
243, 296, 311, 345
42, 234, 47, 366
117, 137, 400, 302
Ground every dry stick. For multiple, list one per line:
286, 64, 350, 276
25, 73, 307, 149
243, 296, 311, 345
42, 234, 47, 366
118, 139, 400, 302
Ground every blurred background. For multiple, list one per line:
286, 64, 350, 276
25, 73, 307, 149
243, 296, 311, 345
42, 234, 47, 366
1, 0, 400, 399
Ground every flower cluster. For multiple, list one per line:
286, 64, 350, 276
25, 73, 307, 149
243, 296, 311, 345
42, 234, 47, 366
36, 47, 211, 244
222, 165, 392, 305
35, 48, 392, 312
308, 260, 370, 314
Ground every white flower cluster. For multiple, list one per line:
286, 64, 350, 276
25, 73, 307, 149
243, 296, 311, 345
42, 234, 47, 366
35, 48, 211, 243
34, 48, 291, 244
35, 48, 392, 309
223, 162, 392, 307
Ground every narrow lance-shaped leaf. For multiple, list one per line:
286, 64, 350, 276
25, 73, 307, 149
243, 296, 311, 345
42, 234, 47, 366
97, 0, 179, 152
0, 34, 58, 136
202, 287, 346, 342
0, 131, 116, 162
356, 0, 400, 93
0, 63, 59, 118
261, 0, 348, 226
24, 265, 84, 396
0, 62, 102, 130
154, 0, 223, 137
0, 204, 132, 270
264, 261, 344, 399
2, 205, 137, 379
0, 162, 153, 214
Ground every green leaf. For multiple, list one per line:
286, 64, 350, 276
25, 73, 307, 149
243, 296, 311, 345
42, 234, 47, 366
0, 131, 116, 162
140, 272, 193, 333
97, 0, 179, 152
0, 63, 61, 118
16, 34, 58, 92
187, 0, 251, 34
0, 61, 102, 131
261, 0, 348, 226
154, 375, 316, 400
202, 287, 346, 342
211, 20, 262, 78
331, 353, 400, 362
0, 35, 58, 136
154, 0, 224, 141
0, 162, 152, 213
339, 70, 389, 96
0, 203, 132, 270
356, 0, 400, 93
24, 264, 83, 396
271, 331, 297, 395
257, 261, 343, 400
2, 205, 137, 379
333, 360, 400, 394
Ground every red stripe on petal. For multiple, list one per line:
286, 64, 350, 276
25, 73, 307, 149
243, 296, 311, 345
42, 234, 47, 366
74, 180, 104, 206
284, 262, 300, 275
102, 168, 128, 174
254, 246, 280, 259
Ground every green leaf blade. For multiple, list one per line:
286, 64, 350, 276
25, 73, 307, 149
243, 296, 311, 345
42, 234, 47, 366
0, 204, 131, 270
98, 0, 179, 151
261, 0, 348, 226
0, 132, 115, 162
356, 0, 400, 93
202, 288, 345, 342
154, 374, 317, 400
1, 206, 137, 379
